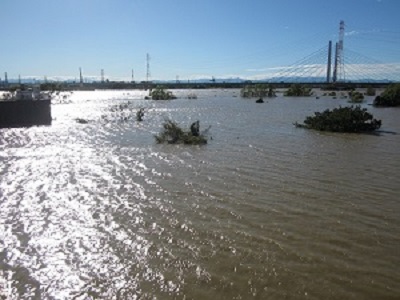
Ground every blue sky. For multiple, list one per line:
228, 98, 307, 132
0, 0, 399, 82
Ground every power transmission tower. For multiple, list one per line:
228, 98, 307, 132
79, 67, 83, 86
146, 53, 151, 83
4, 72, 8, 85
131, 69, 134, 83
101, 69, 105, 83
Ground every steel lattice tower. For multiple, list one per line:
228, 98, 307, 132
79, 68, 83, 85
146, 53, 151, 83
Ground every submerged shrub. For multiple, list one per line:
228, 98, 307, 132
150, 86, 177, 100
187, 93, 197, 99
240, 84, 276, 98
373, 83, 400, 107
136, 108, 144, 121
284, 84, 312, 97
154, 119, 207, 145
348, 91, 364, 103
365, 86, 376, 96
295, 105, 381, 133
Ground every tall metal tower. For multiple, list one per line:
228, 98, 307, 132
131, 69, 134, 83
333, 42, 338, 83
333, 20, 345, 83
338, 20, 345, 81
326, 40, 332, 83
146, 53, 151, 83
79, 67, 83, 85
4, 72, 8, 85
101, 69, 105, 83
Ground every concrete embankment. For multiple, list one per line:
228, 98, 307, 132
0, 100, 51, 128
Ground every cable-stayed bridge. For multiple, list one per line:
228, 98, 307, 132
267, 21, 400, 84
267, 43, 400, 84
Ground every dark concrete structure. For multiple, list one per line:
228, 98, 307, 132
0, 100, 51, 128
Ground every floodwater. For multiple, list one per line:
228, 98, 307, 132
0, 89, 399, 299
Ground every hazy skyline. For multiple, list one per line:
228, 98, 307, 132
1, 0, 399, 82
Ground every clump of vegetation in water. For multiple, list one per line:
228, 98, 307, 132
348, 91, 364, 103
154, 119, 208, 145
365, 86, 376, 96
76, 118, 89, 124
150, 86, 177, 100
240, 84, 276, 98
255, 98, 264, 103
373, 83, 400, 107
187, 93, 197, 99
284, 84, 312, 96
136, 108, 144, 121
294, 105, 381, 133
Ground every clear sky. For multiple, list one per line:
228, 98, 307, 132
1, 0, 399, 82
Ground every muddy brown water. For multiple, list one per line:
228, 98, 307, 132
1, 89, 399, 299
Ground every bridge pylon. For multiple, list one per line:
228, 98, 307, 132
333, 20, 345, 83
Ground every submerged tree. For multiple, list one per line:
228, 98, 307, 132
348, 91, 364, 103
294, 105, 381, 133
284, 84, 312, 97
240, 84, 276, 98
150, 86, 177, 100
373, 83, 400, 107
154, 119, 208, 145
136, 108, 144, 121
365, 86, 376, 96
